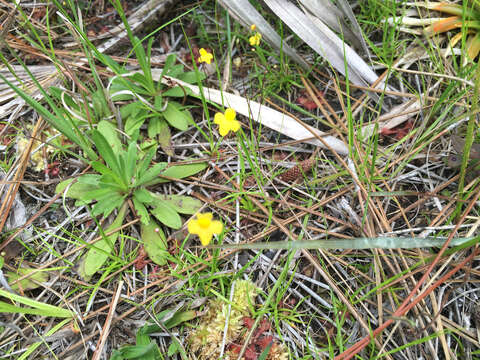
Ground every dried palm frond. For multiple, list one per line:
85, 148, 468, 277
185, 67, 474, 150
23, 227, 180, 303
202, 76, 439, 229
154, 71, 349, 155
1, 0, 171, 120
0, 65, 58, 120
218, 0, 383, 89
217, 0, 309, 68
96, 0, 173, 53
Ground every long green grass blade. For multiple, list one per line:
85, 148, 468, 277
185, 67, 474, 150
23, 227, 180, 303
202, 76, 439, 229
0, 289, 73, 318
210, 236, 477, 250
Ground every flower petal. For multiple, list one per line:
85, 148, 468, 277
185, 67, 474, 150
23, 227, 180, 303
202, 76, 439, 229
230, 119, 241, 132
197, 213, 213, 221
218, 123, 229, 137
225, 108, 236, 121
210, 220, 223, 234
214, 112, 225, 125
199, 230, 213, 246
188, 219, 201, 234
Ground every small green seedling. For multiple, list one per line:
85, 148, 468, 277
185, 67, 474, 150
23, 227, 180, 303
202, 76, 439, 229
110, 306, 195, 359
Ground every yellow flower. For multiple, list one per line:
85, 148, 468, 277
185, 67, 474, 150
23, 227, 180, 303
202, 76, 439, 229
188, 213, 223, 246
198, 48, 213, 64
213, 108, 240, 136
250, 24, 256, 31
249, 32, 261, 46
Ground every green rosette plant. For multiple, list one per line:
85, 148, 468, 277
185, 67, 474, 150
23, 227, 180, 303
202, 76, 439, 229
55, 121, 206, 280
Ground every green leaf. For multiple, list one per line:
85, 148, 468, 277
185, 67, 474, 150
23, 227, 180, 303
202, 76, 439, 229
48, 86, 65, 101
118, 152, 127, 183
132, 36, 147, 72
147, 162, 207, 185
91, 192, 126, 218
120, 101, 145, 119
78, 174, 101, 185
97, 53, 124, 74
0, 289, 72, 318
162, 86, 193, 97
125, 141, 137, 182
110, 78, 142, 101
55, 178, 75, 194
124, 112, 148, 137
163, 309, 196, 329
132, 329, 160, 360
151, 202, 182, 229
136, 147, 155, 179
92, 130, 122, 176
128, 74, 153, 94
82, 187, 116, 202
91, 161, 126, 190
141, 220, 167, 266
162, 101, 189, 131
142, 308, 197, 334
167, 341, 179, 357
97, 120, 123, 154
151, 194, 202, 214
132, 36, 154, 93
52, 89, 80, 113
154, 94, 163, 112
139, 139, 157, 153
110, 351, 124, 360
136, 328, 151, 346
91, 160, 116, 177
161, 54, 177, 80
78, 203, 127, 281
98, 177, 127, 191
92, 90, 110, 120
135, 162, 167, 187
166, 64, 185, 78
7, 268, 49, 292
113, 343, 156, 359
147, 116, 163, 138
133, 197, 150, 225
148, 117, 173, 156
177, 71, 205, 84
133, 188, 153, 203
56, 178, 99, 200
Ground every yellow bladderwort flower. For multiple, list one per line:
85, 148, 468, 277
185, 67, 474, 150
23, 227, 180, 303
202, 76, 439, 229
249, 32, 261, 46
188, 213, 223, 246
198, 48, 213, 64
214, 108, 240, 136
250, 24, 256, 31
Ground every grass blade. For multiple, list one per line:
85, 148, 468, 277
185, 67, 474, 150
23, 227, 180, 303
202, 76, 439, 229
210, 237, 477, 250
